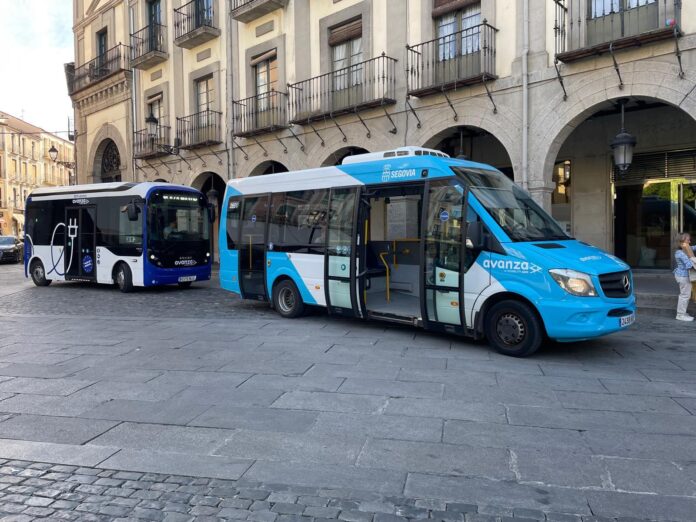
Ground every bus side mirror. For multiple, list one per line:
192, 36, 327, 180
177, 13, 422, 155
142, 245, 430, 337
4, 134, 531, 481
466, 221, 486, 250
208, 204, 216, 224
125, 202, 140, 222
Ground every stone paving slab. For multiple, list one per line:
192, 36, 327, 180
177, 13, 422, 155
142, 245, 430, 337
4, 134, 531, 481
2, 264, 696, 520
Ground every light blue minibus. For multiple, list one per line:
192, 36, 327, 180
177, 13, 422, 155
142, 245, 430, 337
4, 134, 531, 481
219, 147, 635, 356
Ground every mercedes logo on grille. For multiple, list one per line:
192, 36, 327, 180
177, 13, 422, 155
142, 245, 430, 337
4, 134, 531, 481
622, 275, 631, 294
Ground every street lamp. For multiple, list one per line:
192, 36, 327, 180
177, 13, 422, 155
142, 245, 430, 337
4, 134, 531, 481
145, 112, 159, 139
48, 145, 59, 162
611, 99, 637, 173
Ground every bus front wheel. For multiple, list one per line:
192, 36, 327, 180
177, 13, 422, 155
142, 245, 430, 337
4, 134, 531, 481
114, 263, 134, 293
484, 300, 542, 357
30, 260, 51, 287
273, 279, 305, 318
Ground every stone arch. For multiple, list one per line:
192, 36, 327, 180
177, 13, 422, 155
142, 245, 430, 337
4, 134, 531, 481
191, 171, 227, 262
153, 178, 169, 182
249, 160, 290, 176
531, 61, 696, 195
414, 97, 522, 182
321, 146, 370, 166
88, 123, 129, 183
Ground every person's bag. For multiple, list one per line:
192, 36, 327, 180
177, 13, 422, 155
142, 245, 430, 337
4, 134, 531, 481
690, 268, 696, 283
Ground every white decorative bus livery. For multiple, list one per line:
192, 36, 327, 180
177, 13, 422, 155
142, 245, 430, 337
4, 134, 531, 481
24, 182, 213, 292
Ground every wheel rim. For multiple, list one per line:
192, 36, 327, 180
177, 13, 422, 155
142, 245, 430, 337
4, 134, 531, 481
116, 269, 124, 287
33, 264, 44, 281
496, 312, 526, 346
278, 287, 295, 314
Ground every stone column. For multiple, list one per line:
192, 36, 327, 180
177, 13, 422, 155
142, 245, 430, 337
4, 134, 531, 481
527, 181, 556, 212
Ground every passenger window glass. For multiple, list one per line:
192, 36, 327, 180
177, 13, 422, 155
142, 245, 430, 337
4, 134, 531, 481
226, 198, 242, 249
269, 189, 328, 250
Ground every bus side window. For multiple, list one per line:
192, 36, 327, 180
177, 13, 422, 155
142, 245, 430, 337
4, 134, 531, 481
464, 206, 484, 272
226, 198, 242, 249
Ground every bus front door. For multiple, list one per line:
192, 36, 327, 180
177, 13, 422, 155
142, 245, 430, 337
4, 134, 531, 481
422, 180, 467, 333
65, 206, 97, 282
239, 195, 269, 300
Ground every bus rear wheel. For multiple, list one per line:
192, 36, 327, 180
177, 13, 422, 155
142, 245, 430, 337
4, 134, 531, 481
30, 260, 51, 287
114, 263, 134, 293
484, 300, 542, 357
273, 279, 305, 318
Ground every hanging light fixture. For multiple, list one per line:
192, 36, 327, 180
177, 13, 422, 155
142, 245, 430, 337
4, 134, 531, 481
611, 98, 637, 173
145, 112, 159, 139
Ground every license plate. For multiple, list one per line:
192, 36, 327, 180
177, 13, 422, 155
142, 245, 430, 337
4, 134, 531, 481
178, 275, 196, 282
620, 313, 635, 328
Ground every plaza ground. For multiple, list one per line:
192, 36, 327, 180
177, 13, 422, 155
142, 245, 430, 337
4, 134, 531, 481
1, 262, 696, 521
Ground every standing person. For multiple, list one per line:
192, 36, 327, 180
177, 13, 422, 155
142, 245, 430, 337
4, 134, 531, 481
685, 241, 696, 303
674, 232, 696, 321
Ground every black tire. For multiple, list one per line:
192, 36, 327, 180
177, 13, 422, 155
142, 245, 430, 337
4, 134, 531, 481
484, 300, 543, 357
272, 279, 305, 318
114, 263, 134, 293
178, 281, 193, 288
30, 260, 51, 287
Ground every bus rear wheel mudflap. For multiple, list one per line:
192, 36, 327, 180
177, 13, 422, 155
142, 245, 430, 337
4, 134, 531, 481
30, 259, 51, 287
272, 279, 305, 318
484, 299, 543, 357
114, 263, 134, 293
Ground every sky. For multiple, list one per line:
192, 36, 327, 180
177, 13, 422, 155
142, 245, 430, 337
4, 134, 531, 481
0, 0, 74, 137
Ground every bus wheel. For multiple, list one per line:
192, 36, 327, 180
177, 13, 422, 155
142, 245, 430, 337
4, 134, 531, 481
178, 281, 193, 289
273, 279, 305, 318
114, 263, 134, 293
484, 300, 542, 357
30, 260, 51, 287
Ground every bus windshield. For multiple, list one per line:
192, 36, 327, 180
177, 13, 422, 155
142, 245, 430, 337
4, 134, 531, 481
452, 167, 569, 242
147, 190, 210, 266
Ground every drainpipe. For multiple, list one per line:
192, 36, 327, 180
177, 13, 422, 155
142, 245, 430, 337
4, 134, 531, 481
128, 3, 138, 182
521, 0, 529, 190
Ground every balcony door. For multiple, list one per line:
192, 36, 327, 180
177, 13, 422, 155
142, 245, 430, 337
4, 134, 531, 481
587, 0, 658, 47
148, 0, 162, 52
195, 75, 215, 143
330, 19, 363, 113
252, 50, 279, 130
434, 3, 481, 86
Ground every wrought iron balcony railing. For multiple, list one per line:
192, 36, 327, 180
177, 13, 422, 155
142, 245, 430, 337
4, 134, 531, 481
67, 44, 129, 95
233, 91, 289, 138
133, 125, 171, 159
231, 0, 288, 23
288, 54, 397, 124
407, 21, 498, 97
130, 24, 168, 69
176, 109, 223, 149
553, 0, 681, 63
174, 0, 221, 49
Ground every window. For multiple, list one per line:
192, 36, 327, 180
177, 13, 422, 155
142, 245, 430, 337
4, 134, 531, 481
147, 93, 163, 122
436, 3, 481, 60
196, 75, 214, 113
97, 29, 108, 57
251, 49, 278, 111
226, 198, 242, 249
329, 18, 363, 90
31, 142, 35, 160
590, 0, 655, 17
148, 0, 162, 25
269, 190, 329, 252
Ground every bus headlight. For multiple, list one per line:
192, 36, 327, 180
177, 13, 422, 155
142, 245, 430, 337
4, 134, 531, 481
549, 269, 597, 297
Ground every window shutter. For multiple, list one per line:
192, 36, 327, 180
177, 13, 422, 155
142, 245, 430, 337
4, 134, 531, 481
328, 18, 362, 47
432, 0, 480, 18
250, 48, 277, 67
612, 149, 696, 183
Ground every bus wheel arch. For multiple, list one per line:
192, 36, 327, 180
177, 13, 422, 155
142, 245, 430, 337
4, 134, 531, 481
30, 258, 51, 287
271, 276, 305, 318
476, 292, 546, 357
113, 262, 134, 293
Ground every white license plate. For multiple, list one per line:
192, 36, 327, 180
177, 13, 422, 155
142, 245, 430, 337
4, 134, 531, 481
178, 275, 196, 282
620, 313, 635, 328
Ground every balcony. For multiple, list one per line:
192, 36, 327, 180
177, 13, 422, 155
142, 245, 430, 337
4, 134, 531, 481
407, 22, 497, 98
174, 0, 220, 49
67, 44, 129, 95
231, 0, 288, 23
134, 125, 171, 159
177, 109, 223, 149
553, 0, 681, 63
289, 54, 398, 124
233, 91, 288, 138
130, 24, 168, 70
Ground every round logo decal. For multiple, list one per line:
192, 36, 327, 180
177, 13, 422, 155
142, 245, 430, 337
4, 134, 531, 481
82, 254, 94, 274
440, 210, 449, 222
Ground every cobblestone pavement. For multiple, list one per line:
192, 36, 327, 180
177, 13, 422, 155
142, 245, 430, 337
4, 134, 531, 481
1, 263, 696, 521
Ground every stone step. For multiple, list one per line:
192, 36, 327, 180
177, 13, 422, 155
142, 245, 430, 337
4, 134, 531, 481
636, 292, 696, 317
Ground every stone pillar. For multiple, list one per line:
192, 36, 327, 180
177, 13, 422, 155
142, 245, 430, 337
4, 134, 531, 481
527, 181, 556, 212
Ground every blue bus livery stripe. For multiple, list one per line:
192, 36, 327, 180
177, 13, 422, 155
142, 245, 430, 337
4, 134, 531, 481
266, 252, 318, 305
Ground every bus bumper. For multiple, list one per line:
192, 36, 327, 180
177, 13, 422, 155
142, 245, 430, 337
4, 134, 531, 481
539, 296, 637, 342
143, 263, 212, 286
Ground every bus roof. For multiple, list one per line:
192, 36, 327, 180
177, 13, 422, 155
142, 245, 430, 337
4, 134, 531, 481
29, 182, 201, 201
225, 153, 498, 196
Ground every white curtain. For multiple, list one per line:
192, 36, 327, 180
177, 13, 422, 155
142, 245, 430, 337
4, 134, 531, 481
332, 42, 349, 91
